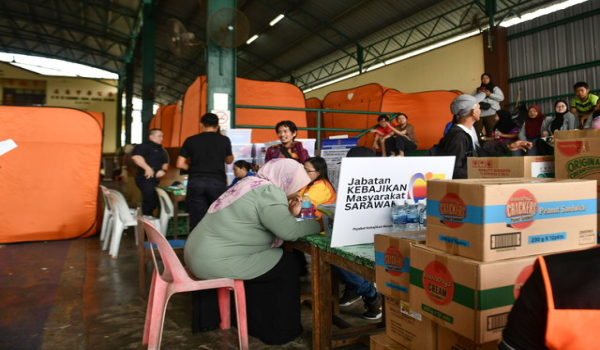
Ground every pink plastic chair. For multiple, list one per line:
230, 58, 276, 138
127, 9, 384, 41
139, 218, 249, 350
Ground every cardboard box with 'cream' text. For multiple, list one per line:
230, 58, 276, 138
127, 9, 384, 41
426, 178, 597, 261
409, 244, 538, 343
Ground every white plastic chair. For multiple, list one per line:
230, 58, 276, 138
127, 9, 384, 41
155, 187, 189, 237
103, 189, 158, 259
99, 185, 113, 242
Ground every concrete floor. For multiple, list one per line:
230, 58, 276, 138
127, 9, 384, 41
0, 197, 376, 349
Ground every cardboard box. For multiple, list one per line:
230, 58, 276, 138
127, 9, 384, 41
468, 156, 554, 179
370, 333, 407, 350
426, 178, 597, 261
437, 326, 499, 350
555, 129, 600, 214
409, 244, 538, 343
375, 232, 425, 299
385, 296, 437, 349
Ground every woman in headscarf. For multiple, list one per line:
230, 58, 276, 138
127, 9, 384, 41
491, 109, 519, 141
472, 73, 505, 138
184, 158, 321, 345
481, 110, 519, 153
516, 105, 547, 156
536, 100, 578, 155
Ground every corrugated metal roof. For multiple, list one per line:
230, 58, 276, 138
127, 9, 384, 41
0, 0, 568, 104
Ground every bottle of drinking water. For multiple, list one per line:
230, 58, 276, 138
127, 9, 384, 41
391, 200, 407, 232
418, 199, 427, 230
405, 199, 419, 231
300, 193, 314, 219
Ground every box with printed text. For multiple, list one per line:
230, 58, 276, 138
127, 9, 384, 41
385, 296, 437, 349
375, 232, 425, 299
426, 178, 597, 261
409, 244, 538, 343
468, 156, 554, 179
554, 129, 600, 214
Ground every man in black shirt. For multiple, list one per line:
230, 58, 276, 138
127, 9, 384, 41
177, 113, 233, 229
437, 93, 531, 179
132, 129, 169, 216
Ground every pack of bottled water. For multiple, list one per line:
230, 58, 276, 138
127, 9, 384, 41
391, 199, 426, 232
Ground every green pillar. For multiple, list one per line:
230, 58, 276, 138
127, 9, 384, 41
141, 0, 156, 141
207, 0, 237, 129
125, 62, 134, 145
116, 87, 123, 149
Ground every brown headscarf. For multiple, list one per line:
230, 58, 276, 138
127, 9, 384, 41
524, 105, 546, 139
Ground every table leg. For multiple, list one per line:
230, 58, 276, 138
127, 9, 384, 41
311, 244, 332, 350
172, 196, 179, 240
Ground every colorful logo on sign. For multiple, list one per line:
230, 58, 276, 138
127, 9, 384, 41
384, 246, 404, 276
505, 189, 537, 230
423, 261, 454, 305
407, 172, 447, 201
439, 192, 466, 228
513, 264, 535, 300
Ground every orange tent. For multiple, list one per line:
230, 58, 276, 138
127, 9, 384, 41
165, 76, 307, 146
322, 83, 461, 149
381, 89, 461, 150
0, 106, 103, 243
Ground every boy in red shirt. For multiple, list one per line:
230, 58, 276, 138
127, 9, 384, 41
371, 115, 394, 156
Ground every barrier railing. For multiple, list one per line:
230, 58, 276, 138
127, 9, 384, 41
235, 104, 399, 150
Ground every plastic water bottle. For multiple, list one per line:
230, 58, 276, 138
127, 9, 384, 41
391, 200, 407, 232
406, 199, 419, 231
418, 199, 427, 230
300, 193, 315, 219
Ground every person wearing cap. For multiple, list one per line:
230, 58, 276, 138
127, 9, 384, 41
435, 93, 531, 179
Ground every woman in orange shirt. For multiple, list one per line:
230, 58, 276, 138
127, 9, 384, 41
298, 156, 336, 215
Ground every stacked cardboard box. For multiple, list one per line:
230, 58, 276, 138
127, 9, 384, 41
468, 156, 554, 179
554, 129, 600, 236
375, 232, 426, 299
384, 296, 438, 349
425, 178, 596, 261
374, 232, 427, 348
370, 332, 408, 350
408, 178, 597, 345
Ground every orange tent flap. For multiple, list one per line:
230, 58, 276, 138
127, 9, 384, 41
322, 83, 388, 146
154, 104, 176, 147
170, 100, 184, 147
0, 106, 102, 243
181, 76, 204, 144
381, 90, 461, 150
235, 77, 308, 143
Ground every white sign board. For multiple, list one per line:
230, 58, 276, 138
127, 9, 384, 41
330, 156, 455, 247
